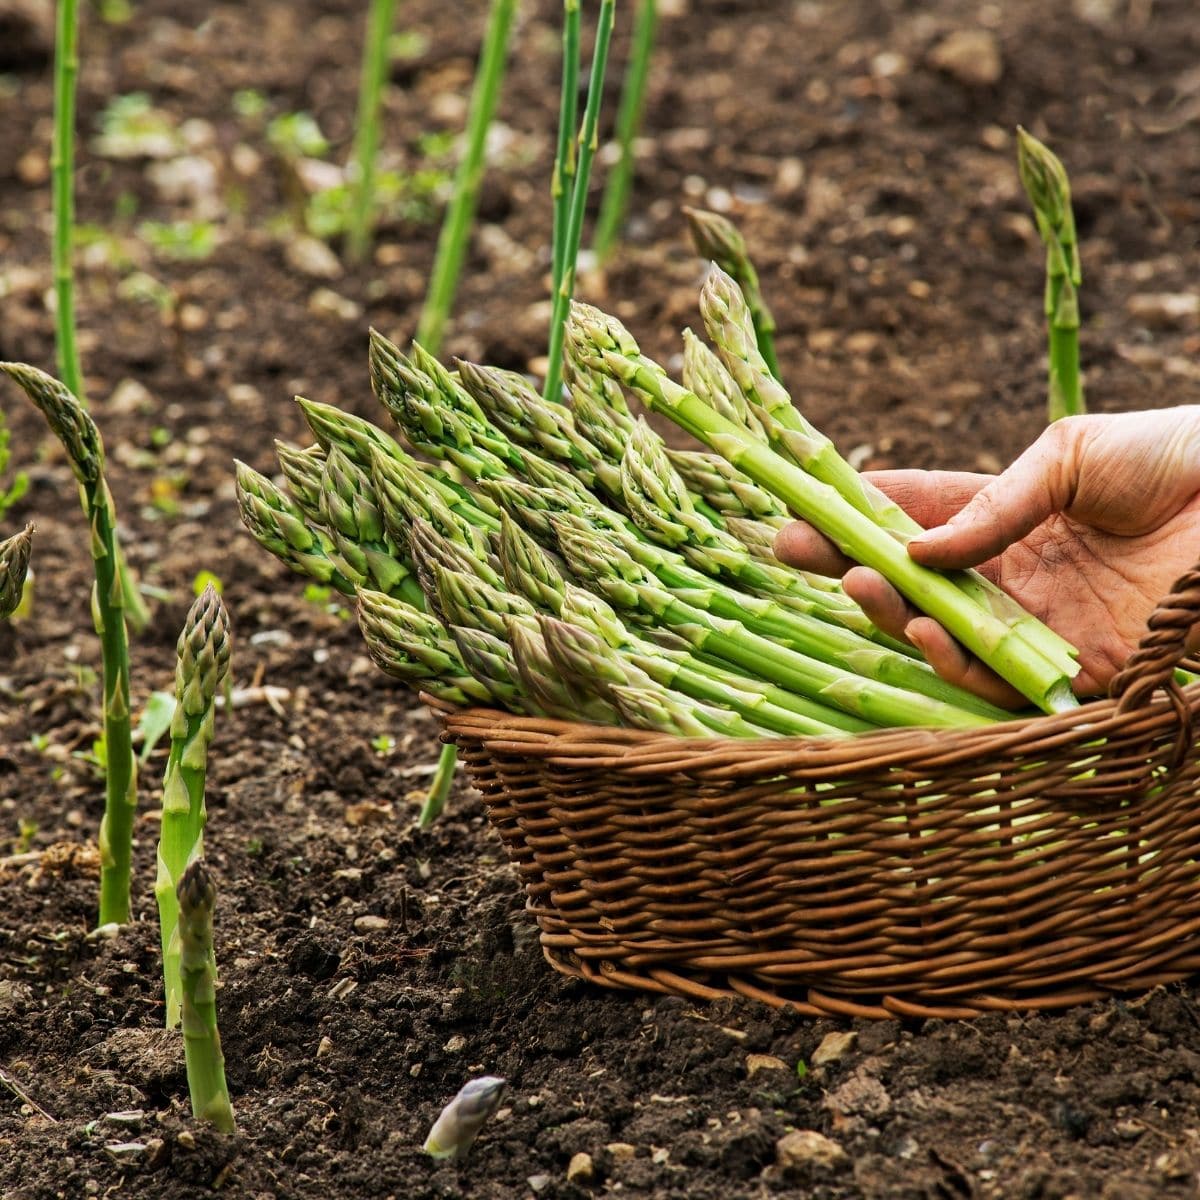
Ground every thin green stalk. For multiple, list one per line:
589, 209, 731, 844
52, 0, 82, 401
551, 0, 581, 296
157, 586, 231, 1029
0, 524, 34, 621
176, 861, 236, 1133
1016, 127, 1084, 423
346, 0, 400, 263
592, 0, 657, 262
419, 741, 457, 828
543, 0, 616, 402
0, 364, 137, 925
51, 0, 150, 633
417, 0, 518, 352
685, 208, 779, 379
565, 305, 1080, 715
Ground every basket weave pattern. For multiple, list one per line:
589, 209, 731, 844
440, 566, 1200, 1019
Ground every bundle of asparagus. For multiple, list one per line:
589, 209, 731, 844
237, 268, 1079, 760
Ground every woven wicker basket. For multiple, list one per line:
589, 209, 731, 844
436, 565, 1200, 1019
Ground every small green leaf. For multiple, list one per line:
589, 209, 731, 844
137, 690, 177, 763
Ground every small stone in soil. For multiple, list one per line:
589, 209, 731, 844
776, 1129, 850, 1172
812, 1030, 858, 1066
567, 1152, 594, 1183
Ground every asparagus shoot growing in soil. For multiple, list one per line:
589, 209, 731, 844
593, 0, 659, 262
157, 586, 232, 1029
424, 1076, 507, 1161
543, 0, 617, 402
0, 523, 34, 621
346, 0, 400, 263
551, 0, 582, 301
0, 363, 138, 925
1017, 126, 1084, 422
176, 861, 236, 1133
685, 207, 780, 379
417, 0, 518, 352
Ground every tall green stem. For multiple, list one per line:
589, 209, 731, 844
419, 741, 457, 828
177, 861, 236, 1133
551, 1, 581, 298
53, 0, 83, 400
592, 0, 656, 263
542, 0, 616, 402
157, 587, 231, 1028
0, 364, 137, 925
346, 0, 400, 263
416, 0, 518, 353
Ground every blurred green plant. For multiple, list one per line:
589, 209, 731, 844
0, 411, 29, 518
138, 220, 219, 262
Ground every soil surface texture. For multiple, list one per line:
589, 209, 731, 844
3, 1, 1200, 1197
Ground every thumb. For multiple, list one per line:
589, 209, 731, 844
907, 421, 1081, 568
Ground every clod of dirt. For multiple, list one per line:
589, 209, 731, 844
926, 29, 1004, 86
776, 1129, 850, 1173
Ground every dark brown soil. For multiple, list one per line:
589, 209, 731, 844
4, 1, 1200, 1196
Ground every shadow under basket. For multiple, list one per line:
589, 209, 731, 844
436, 565, 1200, 1020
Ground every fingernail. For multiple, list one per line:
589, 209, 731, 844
904, 621, 926, 652
908, 524, 950, 548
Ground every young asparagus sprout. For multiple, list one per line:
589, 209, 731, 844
423, 1076, 507, 1162
1016, 126, 1084, 422
0, 523, 34, 621
684, 207, 780, 379
176, 860, 236, 1133
157, 585, 232, 1029
417, 0, 518, 352
0, 362, 138, 926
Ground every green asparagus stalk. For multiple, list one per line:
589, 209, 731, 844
175, 861, 235, 1133
550, 513, 1005, 726
157, 585, 231, 1029
50, 1, 149, 634
319, 447, 425, 604
592, 0, 658, 262
1016, 127, 1084, 423
417, 0, 518, 352
448, 624, 528, 710
685, 208, 780, 379
356, 587, 502, 707
274, 441, 328, 524
698, 266, 1081, 678
680, 326, 769, 441
235, 461, 363, 595
0, 523, 34, 621
551, 1, 582, 299
346, 0, 400, 263
538, 614, 772, 738
543, 0, 617, 403
506, 613, 618, 722
564, 306, 1080, 714
0, 363, 138, 925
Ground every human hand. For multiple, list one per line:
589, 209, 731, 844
774, 408, 1200, 705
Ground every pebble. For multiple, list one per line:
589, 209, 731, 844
927, 29, 1003, 87
812, 1030, 858, 1066
147, 155, 219, 215
1126, 292, 1200, 327
353, 915, 389, 933
746, 1053, 789, 1078
527, 1175, 551, 1194
825, 1068, 891, 1119
316, 1036, 333, 1058
443, 1034, 467, 1053
284, 235, 343, 281
605, 1141, 637, 1161
776, 1129, 850, 1171
108, 379, 155, 416
567, 1151, 595, 1183
308, 288, 363, 322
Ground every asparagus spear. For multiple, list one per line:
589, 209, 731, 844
1016, 127, 1084, 423
319, 447, 424, 605
274, 441, 327, 524
235, 461, 362, 595
684, 207, 780, 379
564, 306, 1079, 714
449, 624, 529, 710
175, 861, 235, 1133
506, 613, 619, 722
0, 362, 137, 925
356, 587, 502, 708
698, 267, 1081, 678
157, 585, 231, 1029
424, 1076, 507, 1162
0, 523, 33, 621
